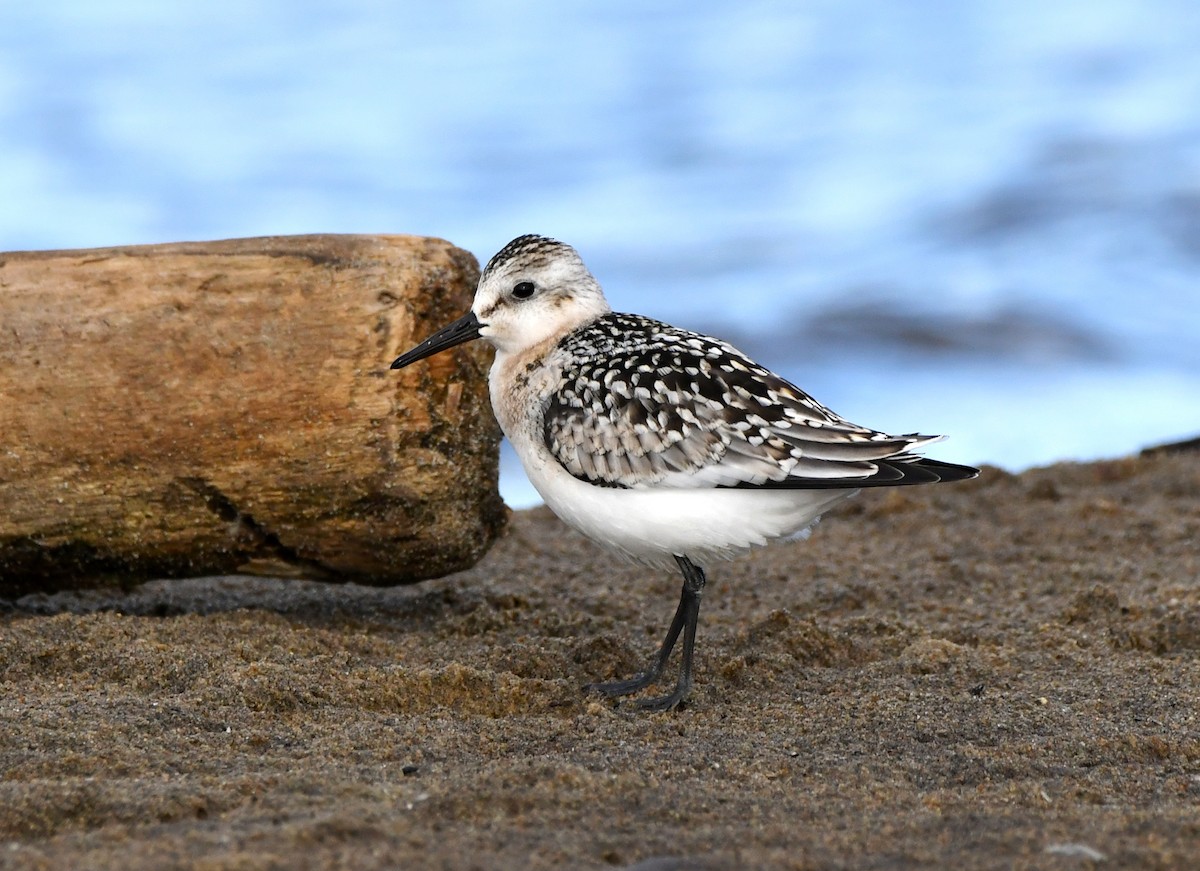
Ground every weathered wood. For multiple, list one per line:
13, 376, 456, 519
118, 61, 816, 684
0, 235, 506, 596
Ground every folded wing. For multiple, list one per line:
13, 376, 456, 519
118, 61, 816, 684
543, 314, 978, 490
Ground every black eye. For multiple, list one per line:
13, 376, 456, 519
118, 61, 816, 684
512, 281, 536, 299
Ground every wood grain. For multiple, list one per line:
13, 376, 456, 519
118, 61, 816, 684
0, 234, 506, 596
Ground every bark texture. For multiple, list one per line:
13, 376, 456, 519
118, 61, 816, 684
0, 234, 506, 596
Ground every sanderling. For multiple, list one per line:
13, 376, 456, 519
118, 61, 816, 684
392, 234, 979, 711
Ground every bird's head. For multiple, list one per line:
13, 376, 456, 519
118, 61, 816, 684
391, 235, 611, 370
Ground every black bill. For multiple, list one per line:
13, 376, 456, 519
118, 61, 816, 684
390, 311, 482, 369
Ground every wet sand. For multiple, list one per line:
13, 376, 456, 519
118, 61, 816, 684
2, 451, 1199, 869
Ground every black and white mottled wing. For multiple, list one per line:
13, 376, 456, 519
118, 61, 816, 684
543, 313, 975, 490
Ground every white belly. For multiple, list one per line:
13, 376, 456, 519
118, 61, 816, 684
517, 434, 856, 568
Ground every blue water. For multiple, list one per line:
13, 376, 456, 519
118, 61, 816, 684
3, 1, 1198, 507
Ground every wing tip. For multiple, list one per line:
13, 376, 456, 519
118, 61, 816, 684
910, 457, 981, 483
727, 456, 981, 490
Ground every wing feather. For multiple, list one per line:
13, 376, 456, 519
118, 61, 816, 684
542, 314, 977, 490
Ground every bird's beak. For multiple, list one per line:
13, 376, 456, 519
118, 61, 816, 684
390, 311, 482, 369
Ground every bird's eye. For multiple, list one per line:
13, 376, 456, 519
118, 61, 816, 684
512, 281, 536, 299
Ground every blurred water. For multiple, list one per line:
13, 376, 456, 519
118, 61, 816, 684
2, 0, 1198, 508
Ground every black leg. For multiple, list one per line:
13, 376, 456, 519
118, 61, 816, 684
587, 555, 707, 711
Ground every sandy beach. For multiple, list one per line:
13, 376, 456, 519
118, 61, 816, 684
2, 449, 1198, 869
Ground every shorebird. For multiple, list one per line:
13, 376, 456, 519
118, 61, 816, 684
392, 235, 979, 711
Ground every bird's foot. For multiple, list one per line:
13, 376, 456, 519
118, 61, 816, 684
585, 670, 661, 698
586, 671, 691, 712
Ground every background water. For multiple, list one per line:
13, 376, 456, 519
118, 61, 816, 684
3, 0, 1198, 508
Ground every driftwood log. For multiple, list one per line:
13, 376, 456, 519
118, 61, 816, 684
0, 235, 506, 597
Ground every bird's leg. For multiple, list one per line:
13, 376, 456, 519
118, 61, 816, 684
587, 583, 689, 696
587, 555, 707, 711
